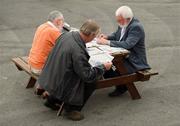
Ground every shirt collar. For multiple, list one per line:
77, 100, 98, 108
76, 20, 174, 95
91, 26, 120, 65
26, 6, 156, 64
47, 21, 59, 31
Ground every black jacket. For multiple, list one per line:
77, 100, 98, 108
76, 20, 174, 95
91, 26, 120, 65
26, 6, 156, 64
38, 31, 105, 105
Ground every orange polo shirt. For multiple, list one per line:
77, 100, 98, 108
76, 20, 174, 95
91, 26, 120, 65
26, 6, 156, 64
28, 22, 61, 69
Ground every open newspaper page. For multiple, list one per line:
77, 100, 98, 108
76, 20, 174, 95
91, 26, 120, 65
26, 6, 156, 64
86, 39, 128, 67
87, 47, 114, 67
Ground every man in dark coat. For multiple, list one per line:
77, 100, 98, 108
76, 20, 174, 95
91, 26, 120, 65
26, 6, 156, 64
97, 6, 150, 97
38, 20, 112, 121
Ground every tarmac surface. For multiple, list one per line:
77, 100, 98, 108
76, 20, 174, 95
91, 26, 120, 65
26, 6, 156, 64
0, 0, 180, 126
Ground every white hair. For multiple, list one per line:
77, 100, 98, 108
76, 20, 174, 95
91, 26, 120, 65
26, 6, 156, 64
115, 6, 134, 19
48, 10, 64, 22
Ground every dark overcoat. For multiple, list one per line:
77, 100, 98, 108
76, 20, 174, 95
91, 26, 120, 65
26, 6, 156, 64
38, 31, 105, 105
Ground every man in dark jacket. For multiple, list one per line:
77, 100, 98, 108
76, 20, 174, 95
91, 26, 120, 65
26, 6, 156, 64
38, 20, 112, 121
97, 6, 150, 97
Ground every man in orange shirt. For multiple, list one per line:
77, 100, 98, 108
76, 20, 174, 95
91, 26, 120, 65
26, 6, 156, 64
28, 10, 64, 95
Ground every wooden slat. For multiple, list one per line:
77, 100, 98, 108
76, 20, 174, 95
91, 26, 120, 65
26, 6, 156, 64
111, 50, 130, 57
12, 56, 158, 91
12, 57, 38, 80
20, 56, 28, 64
96, 73, 138, 89
96, 69, 158, 89
137, 69, 158, 76
147, 69, 159, 76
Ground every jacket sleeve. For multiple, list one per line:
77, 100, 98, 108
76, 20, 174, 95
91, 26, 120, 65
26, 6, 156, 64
107, 27, 119, 40
110, 26, 142, 49
72, 51, 105, 83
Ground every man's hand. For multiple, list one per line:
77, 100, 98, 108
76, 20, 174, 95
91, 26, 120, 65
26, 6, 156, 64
103, 62, 112, 70
99, 34, 108, 39
96, 38, 109, 45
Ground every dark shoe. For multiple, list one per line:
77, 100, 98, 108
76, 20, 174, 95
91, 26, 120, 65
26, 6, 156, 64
41, 91, 49, 99
108, 88, 127, 97
34, 88, 45, 96
64, 111, 84, 121
44, 100, 60, 111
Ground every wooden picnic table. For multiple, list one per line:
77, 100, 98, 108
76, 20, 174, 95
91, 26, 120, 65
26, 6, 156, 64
86, 45, 157, 100
12, 48, 158, 100
12, 49, 158, 116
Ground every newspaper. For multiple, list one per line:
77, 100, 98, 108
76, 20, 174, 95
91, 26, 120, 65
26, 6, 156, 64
86, 39, 128, 67
86, 39, 128, 54
87, 47, 114, 67
88, 52, 114, 67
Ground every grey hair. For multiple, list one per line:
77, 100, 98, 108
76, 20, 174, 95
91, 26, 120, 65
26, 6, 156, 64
80, 20, 100, 36
115, 6, 134, 19
48, 10, 64, 22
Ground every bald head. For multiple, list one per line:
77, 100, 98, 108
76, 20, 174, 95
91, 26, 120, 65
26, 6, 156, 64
80, 20, 100, 36
79, 20, 100, 43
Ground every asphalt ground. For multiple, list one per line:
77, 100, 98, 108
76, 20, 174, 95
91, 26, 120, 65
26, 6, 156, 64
0, 0, 180, 126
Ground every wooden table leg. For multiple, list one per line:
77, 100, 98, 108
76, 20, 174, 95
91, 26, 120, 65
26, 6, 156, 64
126, 83, 141, 100
26, 77, 36, 88
15, 64, 23, 71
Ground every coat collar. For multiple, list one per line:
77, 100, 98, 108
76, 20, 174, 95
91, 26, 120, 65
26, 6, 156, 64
72, 31, 89, 57
126, 17, 135, 29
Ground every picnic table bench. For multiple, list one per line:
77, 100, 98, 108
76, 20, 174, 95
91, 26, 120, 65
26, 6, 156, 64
12, 51, 158, 116
12, 54, 158, 99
